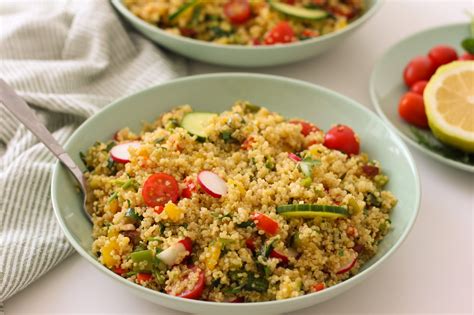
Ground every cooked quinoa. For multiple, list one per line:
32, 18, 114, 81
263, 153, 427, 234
84, 101, 396, 302
124, 0, 365, 45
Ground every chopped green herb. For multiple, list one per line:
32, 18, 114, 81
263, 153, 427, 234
365, 192, 381, 207
107, 192, 118, 203
220, 130, 234, 143
124, 271, 138, 277
338, 249, 344, 257
261, 240, 275, 258
107, 157, 115, 170
236, 221, 255, 228
300, 177, 312, 187
125, 208, 143, 222
244, 103, 261, 113
105, 141, 116, 152
245, 273, 269, 292
122, 179, 139, 191
265, 156, 276, 171
410, 127, 474, 165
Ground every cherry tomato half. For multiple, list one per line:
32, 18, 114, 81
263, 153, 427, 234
252, 213, 279, 235
137, 273, 153, 282
398, 92, 429, 128
459, 53, 474, 61
289, 120, 319, 136
166, 266, 205, 300
224, 0, 251, 25
142, 173, 179, 207
264, 21, 294, 45
428, 45, 458, 68
403, 56, 436, 87
269, 249, 289, 265
323, 125, 360, 156
181, 177, 197, 199
410, 80, 428, 95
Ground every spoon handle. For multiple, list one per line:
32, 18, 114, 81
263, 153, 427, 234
0, 79, 85, 188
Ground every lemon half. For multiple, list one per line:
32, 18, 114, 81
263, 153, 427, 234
424, 61, 474, 152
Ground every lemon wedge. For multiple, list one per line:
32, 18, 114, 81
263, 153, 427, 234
424, 61, 474, 152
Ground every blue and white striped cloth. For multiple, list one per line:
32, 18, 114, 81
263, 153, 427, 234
0, 0, 186, 302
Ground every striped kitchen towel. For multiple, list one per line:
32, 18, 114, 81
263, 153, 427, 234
0, 0, 186, 302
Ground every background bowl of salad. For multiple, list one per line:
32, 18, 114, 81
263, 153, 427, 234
51, 73, 420, 314
110, 0, 383, 67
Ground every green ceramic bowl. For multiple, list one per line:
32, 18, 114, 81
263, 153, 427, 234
110, 0, 382, 67
370, 23, 474, 173
52, 73, 420, 314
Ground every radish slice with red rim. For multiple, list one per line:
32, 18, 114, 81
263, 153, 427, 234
288, 153, 302, 162
110, 141, 141, 163
197, 171, 228, 198
336, 253, 358, 274
157, 240, 191, 266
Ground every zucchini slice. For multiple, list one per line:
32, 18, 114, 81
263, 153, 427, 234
180, 112, 217, 138
276, 204, 349, 219
269, 1, 329, 20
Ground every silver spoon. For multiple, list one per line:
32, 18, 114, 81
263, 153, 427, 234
0, 79, 92, 222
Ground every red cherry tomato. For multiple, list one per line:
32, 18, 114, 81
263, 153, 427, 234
245, 238, 256, 251
410, 80, 428, 95
398, 92, 429, 128
459, 52, 474, 61
137, 273, 153, 282
252, 213, 279, 235
264, 21, 294, 45
289, 120, 319, 136
428, 45, 458, 68
181, 177, 197, 199
323, 125, 360, 156
403, 56, 436, 87
167, 266, 205, 299
142, 173, 179, 207
312, 282, 325, 292
113, 267, 126, 275
269, 249, 289, 265
224, 0, 251, 24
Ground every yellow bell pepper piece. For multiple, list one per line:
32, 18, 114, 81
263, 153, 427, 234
164, 202, 183, 221
100, 239, 120, 268
205, 241, 222, 270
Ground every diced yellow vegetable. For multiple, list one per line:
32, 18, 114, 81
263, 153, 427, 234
164, 202, 183, 221
228, 179, 245, 195
109, 199, 119, 214
205, 241, 222, 270
100, 239, 120, 268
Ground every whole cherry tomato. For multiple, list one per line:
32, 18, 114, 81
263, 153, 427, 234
323, 125, 360, 156
428, 45, 458, 68
410, 80, 428, 95
459, 52, 474, 61
403, 56, 436, 87
264, 21, 294, 45
224, 0, 251, 24
398, 92, 429, 128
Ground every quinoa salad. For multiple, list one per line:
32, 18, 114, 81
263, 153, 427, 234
83, 101, 396, 302
124, 0, 365, 45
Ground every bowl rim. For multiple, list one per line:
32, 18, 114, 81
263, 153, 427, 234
369, 22, 474, 173
110, 0, 384, 50
51, 72, 421, 308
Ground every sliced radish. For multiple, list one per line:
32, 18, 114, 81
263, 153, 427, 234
110, 141, 141, 163
157, 239, 192, 266
178, 237, 193, 252
336, 253, 358, 274
288, 153, 302, 162
197, 171, 228, 198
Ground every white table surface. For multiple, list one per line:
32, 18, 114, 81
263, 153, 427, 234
5, 1, 473, 314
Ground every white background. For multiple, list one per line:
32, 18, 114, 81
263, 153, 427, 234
5, 0, 473, 314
